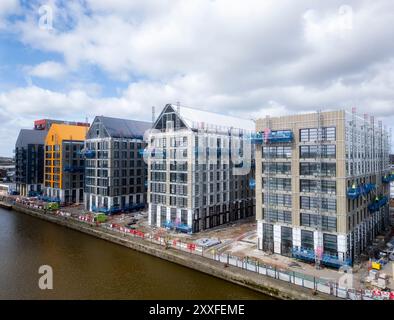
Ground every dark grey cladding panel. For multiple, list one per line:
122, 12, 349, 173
15, 129, 47, 148
88, 116, 151, 139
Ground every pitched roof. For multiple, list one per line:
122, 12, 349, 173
96, 116, 151, 138
162, 104, 255, 132
15, 129, 47, 148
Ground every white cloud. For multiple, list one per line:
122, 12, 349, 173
0, 0, 19, 29
28, 61, 67, 79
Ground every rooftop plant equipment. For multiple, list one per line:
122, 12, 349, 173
382, 173, 394, 184
368, 196, 388, 213
347, 183, 376, 200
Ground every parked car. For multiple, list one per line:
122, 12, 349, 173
195, 238, 221, 248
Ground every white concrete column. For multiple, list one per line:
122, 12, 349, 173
148, 203, 152, 225
257, 221, 263, 250
108, 196, 113, 209
337, 234, 347, 262
187, 209, 193, 227
156, 205, 161, 227
293, 227, 301, 247
176, 208, 182, 223
166, 207, 171, 223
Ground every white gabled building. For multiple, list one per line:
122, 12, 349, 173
146, 104, 255, 233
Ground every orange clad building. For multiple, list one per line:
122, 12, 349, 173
44, 123, 89, 204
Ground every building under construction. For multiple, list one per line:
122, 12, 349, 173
43, 123, 89, 204
147, 104, 255, 233
83, 116, 151, 214
254, 110, 391, 268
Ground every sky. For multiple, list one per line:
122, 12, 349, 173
0, 0, 393, 156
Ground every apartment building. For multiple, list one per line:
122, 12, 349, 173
44, 123, 89, 204
254, 110, 390, 268
147, 104, 255, 233
83, 116, 151, 214
15, 129, 46, 196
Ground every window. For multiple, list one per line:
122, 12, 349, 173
300, 180, 336, 194
300, 145, 336, 159
300, 163, 336, 176
301, 213, 337, 232
301, 230, 314, 249
264, 194, 292, 208
300, 196, 336, 212
263, 162, 291, 175
300, 129, 309, 142
263, 146, 292, 159
323, 233, 338, 256
265, 209, 292, 224
263, 178, 291, 191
